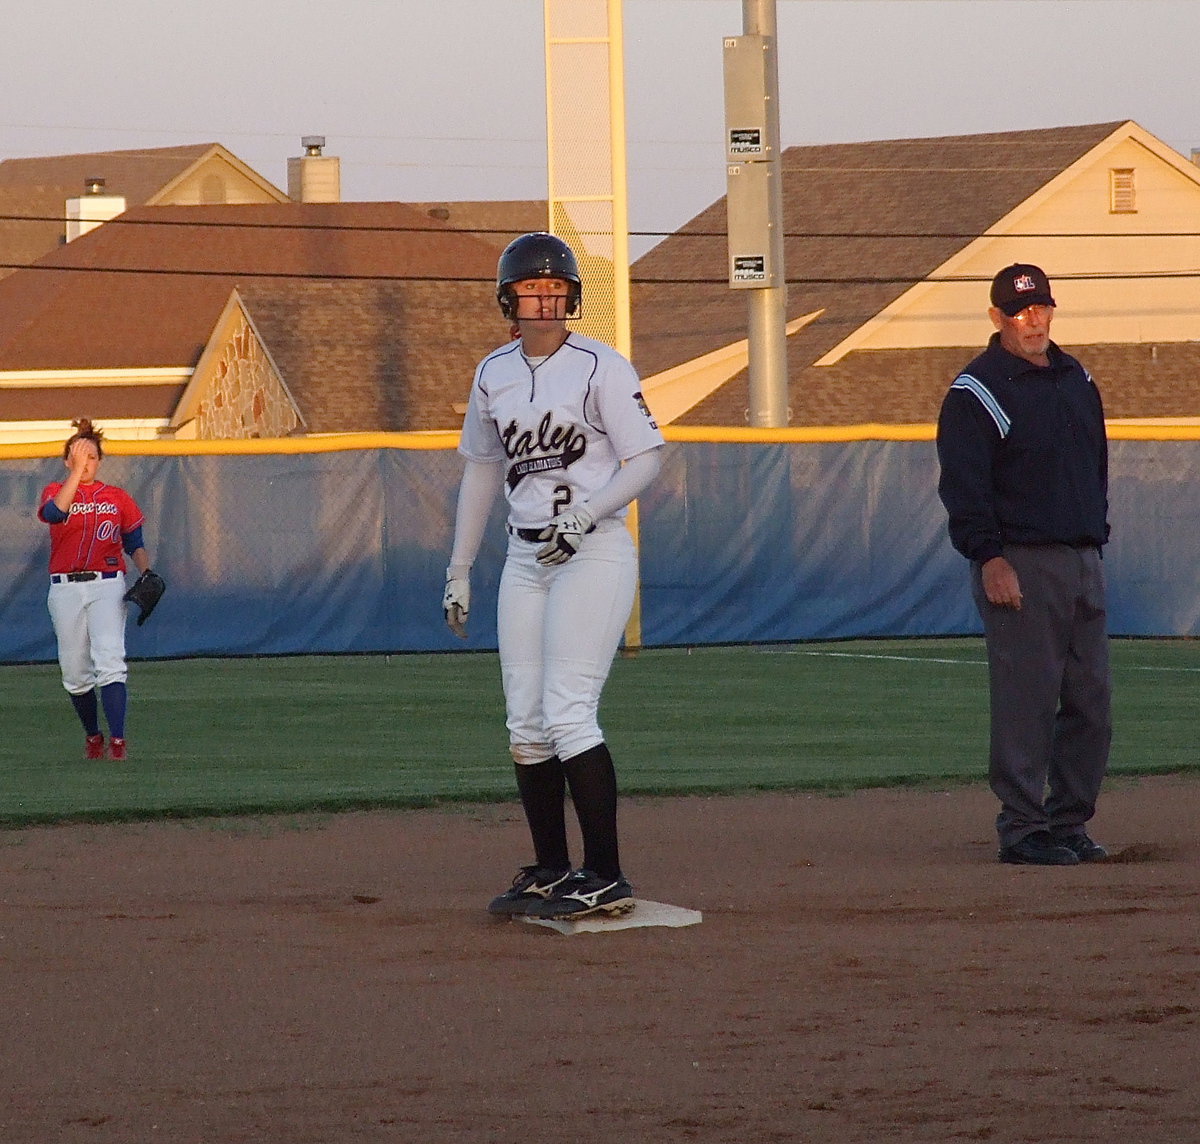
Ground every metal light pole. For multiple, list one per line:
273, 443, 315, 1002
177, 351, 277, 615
724, 0, 788, 426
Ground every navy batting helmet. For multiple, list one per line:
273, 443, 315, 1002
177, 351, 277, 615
496, 232, 582, 320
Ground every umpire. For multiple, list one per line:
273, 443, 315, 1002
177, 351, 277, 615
937, 263, 1112, 866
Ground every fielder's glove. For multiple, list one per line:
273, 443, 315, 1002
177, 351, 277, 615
535, 505, 595, 567
442, 574, 470, 639
123, 569, 166, 627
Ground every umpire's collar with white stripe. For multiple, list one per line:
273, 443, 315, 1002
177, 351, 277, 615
949, 333, 1088, 440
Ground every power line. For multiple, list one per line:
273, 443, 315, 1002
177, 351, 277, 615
636, 271, 1200, 286
0, 262, 495, 282
5, 212, 1200, 242
6, 260, 1200, 287
0, 212, 530, 235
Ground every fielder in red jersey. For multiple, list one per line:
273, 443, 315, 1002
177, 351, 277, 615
37, 419, 156, 761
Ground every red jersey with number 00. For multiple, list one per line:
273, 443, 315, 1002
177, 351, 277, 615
38, 480, 144, 574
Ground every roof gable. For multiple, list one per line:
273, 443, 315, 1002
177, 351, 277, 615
146, 144, 289, 205
171, 289, 304, 438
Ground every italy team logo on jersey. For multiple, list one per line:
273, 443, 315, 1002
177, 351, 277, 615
500, 412, 587, 490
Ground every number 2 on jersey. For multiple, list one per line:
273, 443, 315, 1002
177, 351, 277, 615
552, 484, 572, 517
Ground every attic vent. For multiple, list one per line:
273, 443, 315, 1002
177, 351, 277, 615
1109, 168, 1136, 213
200, 174, 228, 204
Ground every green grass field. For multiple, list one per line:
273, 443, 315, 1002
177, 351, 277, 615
2, 638, 1197, 826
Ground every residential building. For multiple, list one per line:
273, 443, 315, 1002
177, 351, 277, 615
632, 120, 1200, 424
0, 203, 506, 440
3, 121, 1198, 441
0, 143, 289, 280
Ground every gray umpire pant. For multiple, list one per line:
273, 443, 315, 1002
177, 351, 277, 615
971, 544, 1112, 848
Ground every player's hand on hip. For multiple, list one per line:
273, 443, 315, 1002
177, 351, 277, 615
442, 574, 470, 639
535, 505, 595, 566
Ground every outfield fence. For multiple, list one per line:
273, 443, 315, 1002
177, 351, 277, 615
2, 426, 1198, 663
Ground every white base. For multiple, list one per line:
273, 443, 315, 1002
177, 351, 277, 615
520, 899, 702, 935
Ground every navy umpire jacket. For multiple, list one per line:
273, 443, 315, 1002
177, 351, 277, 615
936, 333, 1110, 566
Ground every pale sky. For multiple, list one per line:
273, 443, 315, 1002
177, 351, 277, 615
2, 1, 1198, 239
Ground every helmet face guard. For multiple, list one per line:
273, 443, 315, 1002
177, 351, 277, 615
496, 232, 582, 320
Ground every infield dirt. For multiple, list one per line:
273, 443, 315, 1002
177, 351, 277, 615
2, 775, 1197, 1143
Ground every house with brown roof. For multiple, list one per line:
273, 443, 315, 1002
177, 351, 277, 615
0, 137, 550, 441
3, 121, 1198, 442
632, 120, 1200, 424
0, 143, 289, 281
0, 202, 514, 441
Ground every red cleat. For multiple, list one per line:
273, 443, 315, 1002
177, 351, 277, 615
85, 734, 105, 760
108, 737, 127, 761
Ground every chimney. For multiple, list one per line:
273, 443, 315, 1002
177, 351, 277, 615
65, 177, 127, 242
288, 135, 341, 203
1191, 148, 1200, 168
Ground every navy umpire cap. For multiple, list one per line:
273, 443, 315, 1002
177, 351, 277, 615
990, 263, 1056, 317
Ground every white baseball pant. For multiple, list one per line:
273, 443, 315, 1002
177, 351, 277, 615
47, 577, 129, 694
498, 521, 637, 765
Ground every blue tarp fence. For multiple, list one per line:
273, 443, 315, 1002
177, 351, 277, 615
3, 434, 1198, 663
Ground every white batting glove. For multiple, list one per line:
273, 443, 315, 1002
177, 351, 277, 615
442, 574, 470, 639
535, 505, 595, 566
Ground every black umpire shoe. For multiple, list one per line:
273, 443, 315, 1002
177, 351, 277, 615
1054, 832, 1109, 862
524, 869, 636, 920
487, 865, 572, 917
998, 831, 1081, 866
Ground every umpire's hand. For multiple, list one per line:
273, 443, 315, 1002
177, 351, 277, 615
981, 556, 1022, 610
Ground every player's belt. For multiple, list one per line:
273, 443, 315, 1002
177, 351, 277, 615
51, 571, 120, 583
508, 524, 554, 542
507, 523, 597, 543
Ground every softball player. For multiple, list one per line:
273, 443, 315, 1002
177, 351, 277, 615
443, 232, 664, 920
37, 420, 154, 760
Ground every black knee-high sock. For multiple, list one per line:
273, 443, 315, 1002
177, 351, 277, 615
562, 742, 621, 880
69, 689, 100, 736
514, 757, 570, 871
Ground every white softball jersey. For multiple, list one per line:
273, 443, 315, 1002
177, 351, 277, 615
458, 332, 663, 530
